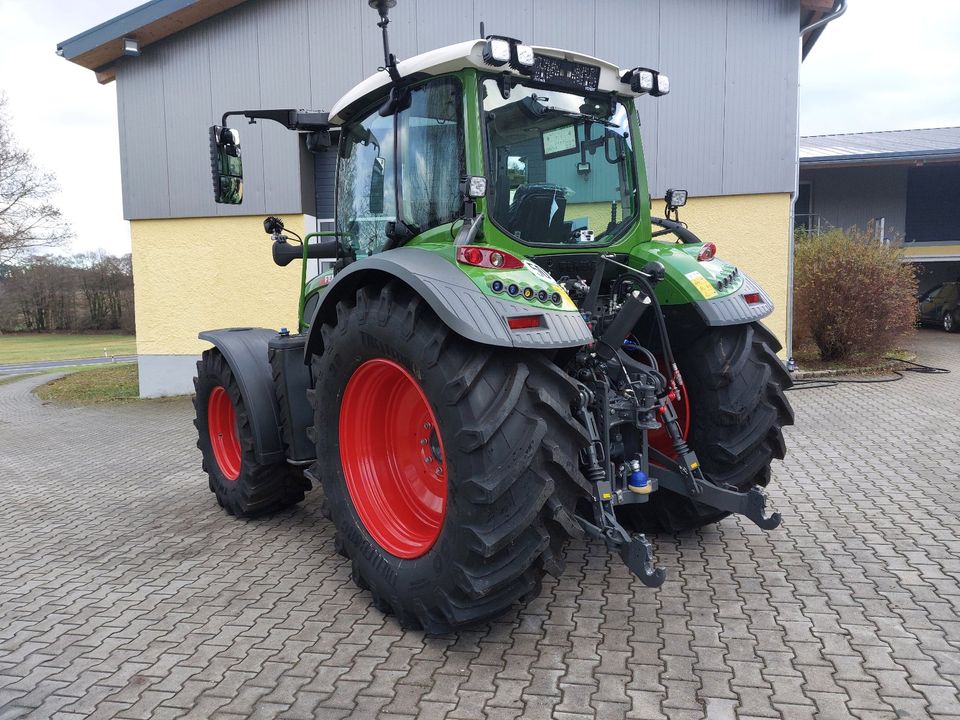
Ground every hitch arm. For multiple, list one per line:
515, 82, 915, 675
650, 449, 782, 530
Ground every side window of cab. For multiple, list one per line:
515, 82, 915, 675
397, 77, 464, 233
336, 113, 396, 257
336, 76, 464, 255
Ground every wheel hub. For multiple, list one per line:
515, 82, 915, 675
339, 358, 447, 559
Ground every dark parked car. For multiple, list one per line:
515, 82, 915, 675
918, 281, 960, 333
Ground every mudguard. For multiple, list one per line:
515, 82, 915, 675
199, 328, 285, 465
304, 247, 593, 358
693, 272, 775, 326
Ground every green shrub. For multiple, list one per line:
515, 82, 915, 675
793, 225, 917, 363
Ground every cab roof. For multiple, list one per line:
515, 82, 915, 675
327, 39, 640, 124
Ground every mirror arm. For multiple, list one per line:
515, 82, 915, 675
221, 109, 331, 133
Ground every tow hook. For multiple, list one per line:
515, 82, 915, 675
576, 481, 666, 588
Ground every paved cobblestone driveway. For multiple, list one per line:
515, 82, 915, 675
1, 331, 959, 720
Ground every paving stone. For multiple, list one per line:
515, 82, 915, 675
1, 332, 959, 720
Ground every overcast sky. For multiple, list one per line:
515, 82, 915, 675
0, 0, 957, 257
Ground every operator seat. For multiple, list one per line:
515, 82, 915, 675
508, 185, 568, 243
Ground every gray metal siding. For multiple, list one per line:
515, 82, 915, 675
116, 0, 801, 220
721, 0, 799, 195
800, 165, 909, 240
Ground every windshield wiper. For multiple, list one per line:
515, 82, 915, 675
542, 106, 617, 127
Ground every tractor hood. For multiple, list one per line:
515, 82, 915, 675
328, 39, 645, 124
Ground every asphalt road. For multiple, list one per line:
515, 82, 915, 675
0, 355, 138, 376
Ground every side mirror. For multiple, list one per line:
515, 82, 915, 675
209, 125, 243, 204
369, 156, 385, 214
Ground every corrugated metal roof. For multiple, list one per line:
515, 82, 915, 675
800, 127, 960, 164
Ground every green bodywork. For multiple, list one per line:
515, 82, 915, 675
298, 68, 741, 333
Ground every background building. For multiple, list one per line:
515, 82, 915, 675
59, 0, 836, 396
799, 127, 960, 293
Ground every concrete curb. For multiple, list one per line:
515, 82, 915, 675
792, 354, 915, 380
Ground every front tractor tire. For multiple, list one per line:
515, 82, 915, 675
193, 349, 308, 517
627, 322, 794, 533
310, 282, 591, 632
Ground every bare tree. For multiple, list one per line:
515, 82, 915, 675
0, 94, 73, 263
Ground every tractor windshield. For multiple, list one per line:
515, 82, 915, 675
481, 78, 638, 246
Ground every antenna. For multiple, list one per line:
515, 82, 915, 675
368, 0, 401, 83
479, 21, 485, 38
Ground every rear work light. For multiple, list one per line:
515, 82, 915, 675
507, 315, 543, 330
456, 245, 524, 270
743, 292, 762, 305
696, 242, 717, 262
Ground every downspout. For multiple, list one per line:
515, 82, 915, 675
800, 0, 848, 36
788, 0, 848, 365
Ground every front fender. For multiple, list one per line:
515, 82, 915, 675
304, 247, 593, 358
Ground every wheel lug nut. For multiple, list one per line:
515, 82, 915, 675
424, 455, 432, 463
423, 422, 431, 430
420, 439, 427, 445
435, 467, 443, 475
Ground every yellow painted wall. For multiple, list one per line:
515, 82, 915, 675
673, 193, 792, 348
130, 215, 304, 356
901, 243, 960, 260
131, 195, 792, 357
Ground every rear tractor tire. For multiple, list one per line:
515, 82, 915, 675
193, 349, 308, 517
310, 282, 592, 632
624, 322, 794, 533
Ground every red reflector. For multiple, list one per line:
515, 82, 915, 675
696, 242, 717, 262
743, 292, 762, 305
456, 245, 524, 269
507, 315, 543, 330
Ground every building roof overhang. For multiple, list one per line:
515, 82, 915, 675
57, 0, 248, 84
61, 0, 837, 85
800, 0, 843, 59
800, 127, 960, 170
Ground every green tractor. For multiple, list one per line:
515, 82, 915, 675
195, 0, 793, 632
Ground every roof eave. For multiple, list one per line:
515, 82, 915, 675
800, 149, 960, 169
57, 0, 249, 84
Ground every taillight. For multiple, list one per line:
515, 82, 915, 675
696, 242, 717, 262
507, 315, 543, 330
456, 246, 524, 270
743, 292, 762, 305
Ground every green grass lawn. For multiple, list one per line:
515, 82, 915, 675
0, 334, 136, 365
33, 362, 140, 404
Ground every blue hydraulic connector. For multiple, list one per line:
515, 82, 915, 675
628, 459, 651, 494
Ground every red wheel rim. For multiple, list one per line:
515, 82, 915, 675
339, 359, 447, 559
208, 385, 241, 481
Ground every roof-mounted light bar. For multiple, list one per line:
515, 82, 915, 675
482, 36, 535, 74
622, 67, 670, 97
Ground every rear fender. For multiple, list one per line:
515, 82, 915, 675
630, 243, 775, 327
199, 328, 285, 465
303, 247, 592, 359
